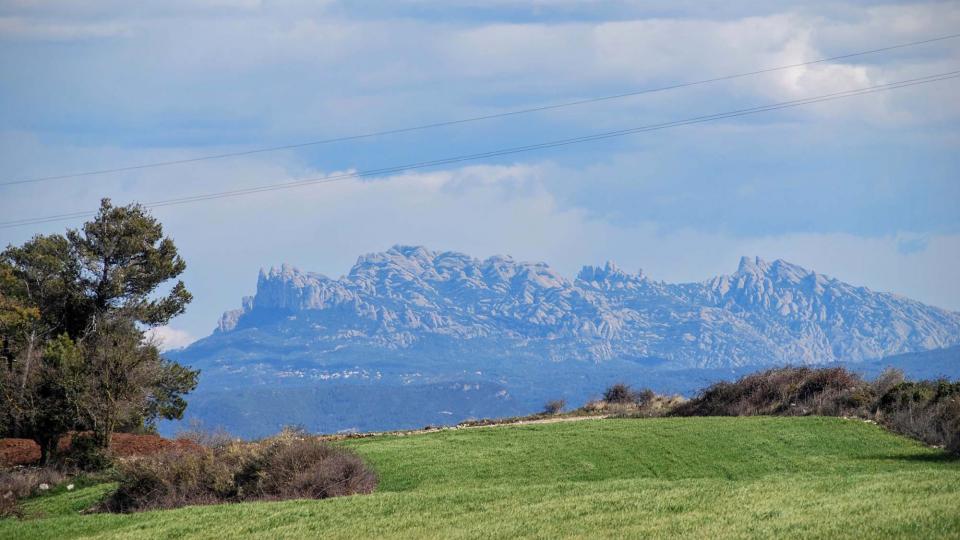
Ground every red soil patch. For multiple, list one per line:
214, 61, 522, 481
1, 433, 200, 466
0, 439, 39, 467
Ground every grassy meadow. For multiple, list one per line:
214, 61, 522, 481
3, 416, 959, 539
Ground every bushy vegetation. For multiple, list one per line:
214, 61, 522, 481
581, 384, 680, 418
875, 378, 960, 454
670, 366, 960, 456
1, 200, 198, 464
101, 429, 377, 513
541, 399, 565, 415
670, 367, 869, 417
602, 383, 635, 404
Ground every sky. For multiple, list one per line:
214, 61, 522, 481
1, 0, 958, 350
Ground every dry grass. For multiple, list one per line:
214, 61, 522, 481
0, 467, 68, 520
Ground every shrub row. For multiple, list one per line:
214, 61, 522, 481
669, 367, 869, 417
666, 367, 960, 456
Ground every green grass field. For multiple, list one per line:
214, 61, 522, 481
3, 417, 959, 539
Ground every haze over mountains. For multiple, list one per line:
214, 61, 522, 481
166, 246, 960, 437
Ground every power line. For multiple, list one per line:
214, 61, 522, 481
2, 69, 957, 230
3, 32, 959, 188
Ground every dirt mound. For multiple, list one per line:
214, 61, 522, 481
1, 434, 200, 466
0, 439, 40, 467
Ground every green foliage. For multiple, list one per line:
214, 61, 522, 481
62, 434, 113, 473
0, 199, 198, 455
66, 199, 191, 327
143, 360, 199, 426
877, 379, 960, 412
876, 378, 960, 455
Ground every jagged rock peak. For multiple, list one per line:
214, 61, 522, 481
577, 261, 645, 283
258, 264, 330, 283
735, 256, 814, 284
209, 247, 960, 366
357, 245, 437, 266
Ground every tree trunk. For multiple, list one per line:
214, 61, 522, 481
20, 330, 36, 390
93, 414, 114, 450
38, 435, 55, 466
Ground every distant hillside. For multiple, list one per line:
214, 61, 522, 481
856, 345, 960, 379
165, 246, 960, 437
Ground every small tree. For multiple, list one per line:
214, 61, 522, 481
603, 383, 636, 404
78, 319, 197, 447
543, 399, 566, 415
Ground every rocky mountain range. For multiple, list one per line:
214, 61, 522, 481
213, 245, 960, 367
165, 245, 960, 437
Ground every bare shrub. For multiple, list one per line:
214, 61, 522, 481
635, 388, 656, 407
582, 400, 606, 412
877, 379, 960, 456
287, 453, 377, 499
942, 398, 960, 456
0, 490, 21, 519
175, 421, 235, 450
668, 367, 959, 456
238, 431, 375, 500
873, 368, 906, 397
671, 367, 868, 417
542, 399, 566, 415
0, 467, 66, 499
237, 435, 335, 498
102, 449, 234, 513
603, 383, 637, 405
102, 431, 377, 513
0, 466, 68, 519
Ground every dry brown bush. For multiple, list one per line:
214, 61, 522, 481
666, 366, 959, 457
0, 467, 66, 500
671, 367, 868, 417
603, 384, 638, 405
542, 400, 566, 415
0, 490, 21, 519
876, 380, 960, 455
102, 430, 377, 513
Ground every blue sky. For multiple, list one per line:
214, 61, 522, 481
1, 0, 958, 348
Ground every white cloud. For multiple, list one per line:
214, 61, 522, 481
0, 1, 957, 339
145, 326, 196, 351
0, 17, 132, 40
140, 160, 960, 315
1, 139, 957, 339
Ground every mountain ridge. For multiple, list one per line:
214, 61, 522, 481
165, 246, 960, 437
209, 245, 960, 368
